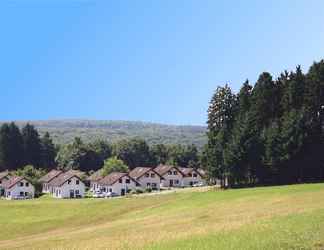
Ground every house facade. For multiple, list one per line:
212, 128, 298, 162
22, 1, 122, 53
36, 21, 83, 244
180, 168, 206, 186
154, 165, 185, 188
49, 172, 85, 198
98, 172, 140, 196
39, 169, 63, 193
129, 167, 163, 190
88, 169, 104, 192
3, 176, 35, 199
0, 171, 10, 196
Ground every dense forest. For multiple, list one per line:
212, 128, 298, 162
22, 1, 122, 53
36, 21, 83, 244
203, 59, 324, 187
0, 120, 206, 147
0, 123, 200, 173
2, 59, 324, 189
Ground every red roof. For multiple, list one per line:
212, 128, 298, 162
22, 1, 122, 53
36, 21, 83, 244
39, 169, 63, 183
154, 164, 185, 176
49, 171, 83, 187
179, 167, 204, 177
129, 167, 163, 180
99, 172, 140, 186
2, 176, 26, 189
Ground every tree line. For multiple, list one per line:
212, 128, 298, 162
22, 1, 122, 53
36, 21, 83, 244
203, 59, 324, 187
0, 123, 56, 170
0, 122, 200, 173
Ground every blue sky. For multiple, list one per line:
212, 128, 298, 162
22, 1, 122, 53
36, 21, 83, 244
1, 0, 324, 125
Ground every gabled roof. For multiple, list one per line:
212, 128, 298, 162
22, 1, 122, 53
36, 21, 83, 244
129, 167, 163, 180
39, 169, 63, 183
197, 168, 207, 177
87, 169, 104, 182
98, 172, 140, 186
154, 164, 185, 177
49, 172, 83, 187
65, 169, 86, 178
0, 171, 10, 180
2, 175, 28, 189
179, 167, 204, 178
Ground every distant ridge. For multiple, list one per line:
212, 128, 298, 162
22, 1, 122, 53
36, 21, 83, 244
0, 119, 207, 147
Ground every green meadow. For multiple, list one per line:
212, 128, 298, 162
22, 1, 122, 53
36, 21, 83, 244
0, 184, 324, 250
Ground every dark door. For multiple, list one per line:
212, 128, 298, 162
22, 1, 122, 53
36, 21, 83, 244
70, 190, 75, 198
121, 189, 125, 196
169, 180, 174, 187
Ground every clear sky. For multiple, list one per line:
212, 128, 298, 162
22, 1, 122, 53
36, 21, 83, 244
1, 0, 324, 125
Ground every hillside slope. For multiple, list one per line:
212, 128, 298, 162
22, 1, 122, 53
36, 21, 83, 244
0, 184, 324, 250
1, 120, 207, 146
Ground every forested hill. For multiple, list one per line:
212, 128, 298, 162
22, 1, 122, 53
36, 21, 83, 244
0, 120, 207, 147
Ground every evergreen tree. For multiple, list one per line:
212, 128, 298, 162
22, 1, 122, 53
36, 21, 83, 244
206, 84, 236, 187
250, 72, 277, 130
0, 122, 24, 170
22, 123, 42, 167
40, 132, 56, 169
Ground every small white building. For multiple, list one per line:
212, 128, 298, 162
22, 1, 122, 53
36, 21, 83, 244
180, 167, 207, 186
98, 172, 140, 196
39, 169, 63, 193
154, 164, 185, 188
49, 172, 85, 198
3, 176, 35, 199
129, 167, 163, 190
88, 169, 104, 192
0, 171, 10, 196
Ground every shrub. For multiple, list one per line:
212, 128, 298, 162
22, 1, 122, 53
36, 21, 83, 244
135, 189, 144, 194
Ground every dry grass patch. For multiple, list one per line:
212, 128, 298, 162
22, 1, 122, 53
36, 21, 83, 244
0, 184, 324, 249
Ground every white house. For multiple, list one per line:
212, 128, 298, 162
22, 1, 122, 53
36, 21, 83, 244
98, 172, 140, 196
49, 171, 85, 198
39, 169, 63, 193
88, 169, 104, 192
3, 176, 35, 199
179, 167, 206, 186
129, 167, 163, 190
154, 164, 185, 188
0, 171, 10, 196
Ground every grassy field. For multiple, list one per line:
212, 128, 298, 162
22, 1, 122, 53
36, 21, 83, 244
0, 184, 324, 250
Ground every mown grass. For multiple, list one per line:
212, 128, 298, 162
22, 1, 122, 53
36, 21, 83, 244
0, 184, 324, 249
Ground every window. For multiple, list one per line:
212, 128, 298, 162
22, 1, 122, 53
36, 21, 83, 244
150, 173, 155, 178
173, 171, 177, 175
188, 173, 192, 177
24, 192, 28, 196
68, 180, 71, 184
75, 190, 79, 195
26, 182, 29, 187
193, 173, 198, 178
126, 179, 130, 184
109, 188, 112, 192
20, 191, 24, 196
20, 182, 23, 187
145, 173, 149, 178
76, 180, 79, 185
168, 171, 172, 175
152, 183, 157, 188
119, 179, 122, 183
147, 183, 151, 187
175, 180, 179, 184
136, 183, 141, 187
